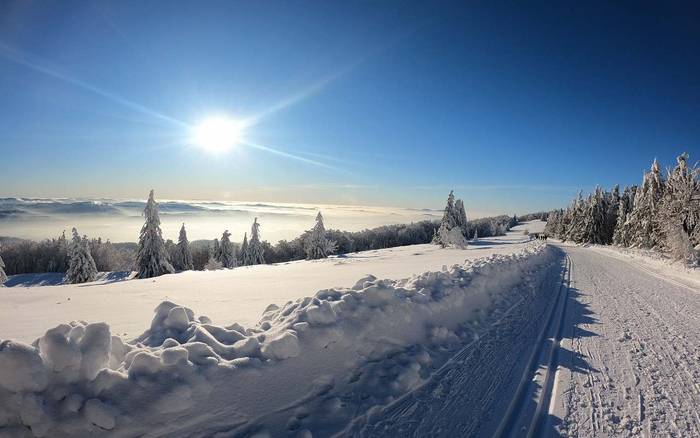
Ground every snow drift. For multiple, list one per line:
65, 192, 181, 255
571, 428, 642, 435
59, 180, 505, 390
0, 242, 552, 437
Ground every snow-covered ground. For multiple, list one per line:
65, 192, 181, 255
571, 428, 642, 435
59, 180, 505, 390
11, 220, 698, 437
508, 219, 546, 235
549, 245, 700, 436
0, 223, 551, 437
0, 230, 538, 343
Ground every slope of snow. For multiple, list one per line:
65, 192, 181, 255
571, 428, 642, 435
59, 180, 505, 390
0, 242, 552, 437
1, 234, 533, 343
509, 219, 546, 235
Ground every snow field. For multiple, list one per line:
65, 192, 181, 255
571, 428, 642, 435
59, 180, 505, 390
0, 242, 552, 437
0, 236, 536, 343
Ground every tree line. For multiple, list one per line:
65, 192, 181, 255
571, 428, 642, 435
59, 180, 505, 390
545, 153, 699, 264
0, 189, 525, 284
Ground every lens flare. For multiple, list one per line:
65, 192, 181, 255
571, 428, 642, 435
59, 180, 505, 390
193, 117, 243, 153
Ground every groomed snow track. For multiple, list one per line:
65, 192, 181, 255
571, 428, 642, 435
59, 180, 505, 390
494, 253, 571, 438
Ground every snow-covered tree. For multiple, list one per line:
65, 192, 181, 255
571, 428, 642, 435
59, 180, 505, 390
172, 223, 194, 271
218, 230, 237, 268
578, 187, 609, 244
603, 185, 620, 243
65, 228, 98, 284
472, 227, 479, 242
239, 232, 248, 265
565, 192, 586, 242
212, 238, 221, 261
545, 209, 564, 238
136, 190, 174, 278
204, 258, 223, 271
657, 153, 699, 263
305, 212, 337, 259
628, 159, 665, 248
454, 199, 468, 234
0, 249, 7, 286
245, 218, 265, 265
432, 190, 468, 247
613, 186, 636, 246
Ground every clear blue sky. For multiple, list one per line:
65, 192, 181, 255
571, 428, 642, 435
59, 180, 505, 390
1, 1, 698, 213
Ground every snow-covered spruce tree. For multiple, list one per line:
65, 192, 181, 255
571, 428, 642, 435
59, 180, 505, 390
580, 187, 609, 244
245, 218, 265, 265
65, 228, 98, 284
613, 196, 629, 246
173, 223, 194, 271
603, 185, 620, 243
613, 185, 637, 246
565, 192, 586, 243
0, 249, 7, 286
472, 227, 479, 242
305, 212, 337, 259
432, 190, 468, 247
454, 199, 468, 235
212, 238, 221, 261
545, 209, 563, 238
627, 159, 665, 249
239, 232, 249, 266
136, 190, 174, 278
657, 153, 699, 263
218, 230, 237, 268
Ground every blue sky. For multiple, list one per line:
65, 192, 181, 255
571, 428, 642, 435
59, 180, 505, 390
1, 1, 698, 214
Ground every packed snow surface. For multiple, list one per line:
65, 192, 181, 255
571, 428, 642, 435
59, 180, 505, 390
549, 246, 700, 436
0, 232, 552, 437
1, 233, 535, 343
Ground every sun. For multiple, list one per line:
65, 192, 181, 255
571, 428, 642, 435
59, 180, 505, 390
193, 116, 244, 153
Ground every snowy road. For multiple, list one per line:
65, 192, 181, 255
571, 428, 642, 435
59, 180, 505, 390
548, 245, 700, 437
346, 244, 700, 437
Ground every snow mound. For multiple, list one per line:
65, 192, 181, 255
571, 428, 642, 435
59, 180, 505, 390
0, 242, 551, 437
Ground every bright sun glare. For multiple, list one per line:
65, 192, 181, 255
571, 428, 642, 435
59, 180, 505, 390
193, 117, 244, 153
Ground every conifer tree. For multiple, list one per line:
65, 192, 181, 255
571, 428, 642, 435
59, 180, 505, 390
212, 238, 221, 261
239, 232, 249, 265
218, 230, 237, 268
604, 185, 620, 243
136, 190, 174, 278
454, 199, 468, 234
628, 159, 665, 248
65, 228, 98, 284
441, 191, 457, 228
613, 186, 636, 246
173, 223, 194, 271
432, 190, 468, 247
658, 153, 699, 262
613, 197, 629, 246
245, 218, 266, 265
565, 192, 586, 243
305, 212, 337, 259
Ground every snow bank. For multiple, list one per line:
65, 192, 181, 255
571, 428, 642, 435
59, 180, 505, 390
0, 242, 552, 437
